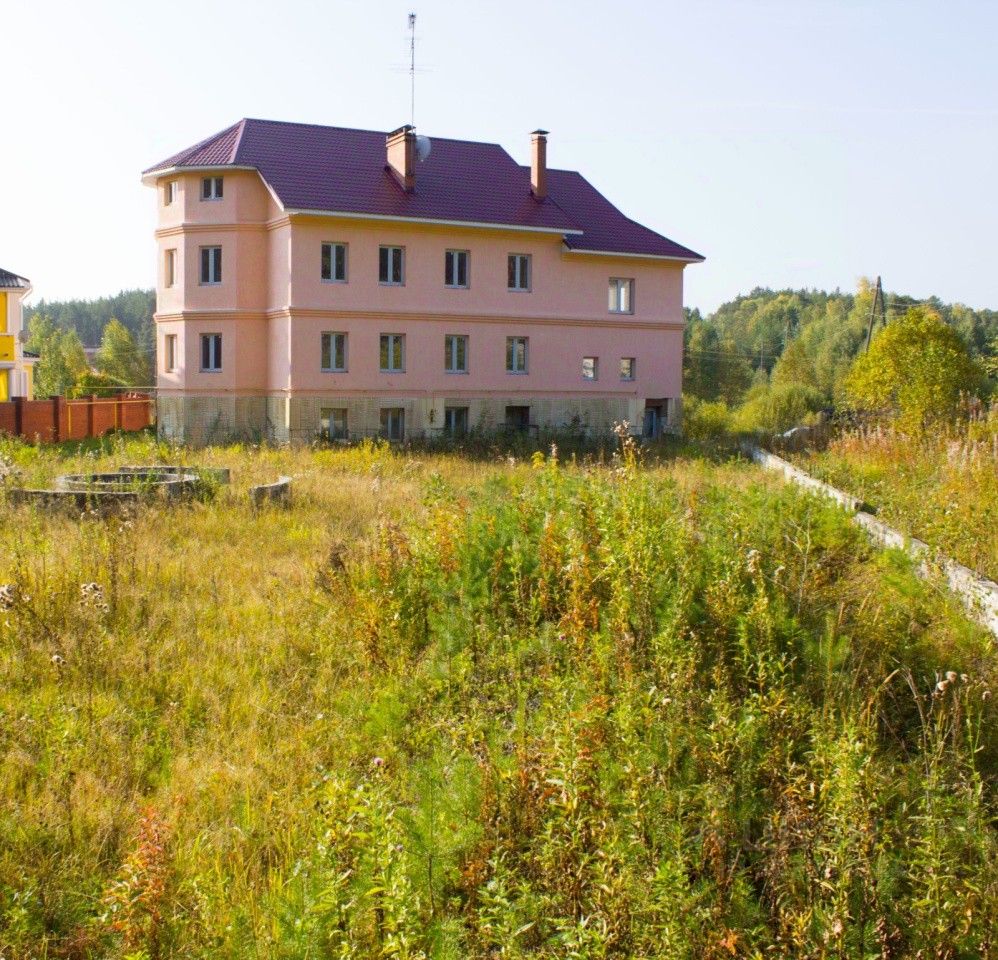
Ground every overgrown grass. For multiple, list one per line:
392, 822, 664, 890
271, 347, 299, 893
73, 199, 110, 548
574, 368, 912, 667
795, 418, 998, 581
1, 434, 995, 958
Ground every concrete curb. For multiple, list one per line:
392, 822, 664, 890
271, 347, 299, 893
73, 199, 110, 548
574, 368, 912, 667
748, 445, 998, 639
249, 476, 292, 507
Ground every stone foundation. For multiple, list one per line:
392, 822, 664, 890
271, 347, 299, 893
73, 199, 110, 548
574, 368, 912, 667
157, 394, 677, 445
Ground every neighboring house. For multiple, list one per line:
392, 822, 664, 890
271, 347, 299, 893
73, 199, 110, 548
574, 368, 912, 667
0, 268, 38, 401
142, 119, 702, 443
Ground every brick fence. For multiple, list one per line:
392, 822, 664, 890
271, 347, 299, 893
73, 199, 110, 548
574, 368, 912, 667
0, 394, 153, 443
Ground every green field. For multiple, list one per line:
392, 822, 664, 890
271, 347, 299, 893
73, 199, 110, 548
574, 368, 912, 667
1, 434, 995, 958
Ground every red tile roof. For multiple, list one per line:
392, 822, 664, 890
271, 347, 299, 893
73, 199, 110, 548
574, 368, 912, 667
145, 119, 703, 261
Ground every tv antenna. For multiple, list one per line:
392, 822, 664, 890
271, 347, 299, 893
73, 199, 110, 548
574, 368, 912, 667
408, 12, 416, 128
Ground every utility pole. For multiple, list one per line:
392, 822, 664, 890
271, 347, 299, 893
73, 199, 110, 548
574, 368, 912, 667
864, 275, 885, 353
408, 13, 417, 128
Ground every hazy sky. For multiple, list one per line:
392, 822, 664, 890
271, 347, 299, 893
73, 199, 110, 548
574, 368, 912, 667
2, 0, 996, 312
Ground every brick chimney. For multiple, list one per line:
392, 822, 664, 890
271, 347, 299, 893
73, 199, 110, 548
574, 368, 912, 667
387, 125, 416, 192
530, 129, 549, 200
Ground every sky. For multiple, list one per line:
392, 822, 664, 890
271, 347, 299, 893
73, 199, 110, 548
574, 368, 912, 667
2, 0, 996, 313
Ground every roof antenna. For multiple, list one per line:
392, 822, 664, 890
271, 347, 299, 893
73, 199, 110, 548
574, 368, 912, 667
408, 12, 417, 129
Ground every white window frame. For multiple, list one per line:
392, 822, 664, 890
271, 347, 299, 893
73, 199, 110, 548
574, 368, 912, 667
508, 253, 531, 291
444, 249, 470, 289
164, 180, 178, 206
582, 356, 598, 381
201, 176, 224, 201
200, 246, 222, 285
164, 248, 177, 288
379, 246, 405, 286
321, 407, 349, 440
380, 333, 405, 373
444, 406, 469, 437
321, 332, 348, 372
608, 277, 634, 314
620, 357, 636, 381
164, 334, 178, 373
444, 334, 468, 374
321, 242, 348, 283
506, 336, 528, 374
380, 407, 405, 441
200, 333, 222, 372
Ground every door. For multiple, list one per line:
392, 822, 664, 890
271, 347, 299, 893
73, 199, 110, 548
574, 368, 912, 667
643, 405, 662, 438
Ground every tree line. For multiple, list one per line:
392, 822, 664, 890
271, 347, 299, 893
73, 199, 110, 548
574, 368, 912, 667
684, 279, 997, 434
24, 290, 154, 398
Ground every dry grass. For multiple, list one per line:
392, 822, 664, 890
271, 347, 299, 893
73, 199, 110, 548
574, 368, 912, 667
0, 432, 995, 958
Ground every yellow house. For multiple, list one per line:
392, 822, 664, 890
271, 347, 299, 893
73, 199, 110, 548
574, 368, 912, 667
0, 268, 37, 401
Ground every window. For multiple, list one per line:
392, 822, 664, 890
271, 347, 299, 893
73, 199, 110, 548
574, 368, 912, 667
608, 278, 634, 313
444, 406, 469, 437
508, 254, 531, 291
380, 334, 405, 372
164, 334, 178, 372
506, 336, 528, 374
200, 246, 222, 285
379, 246, 404, 285
321, 408, 349, 440
201, 176, 223, 200
444, 334, 468, 373
380, 407, 405, 441
164, 248, 177, 288
200, 333, 222, 372
321, 242, 347, 282
582, 356, 598, 381
505, 405, 531, 433
620, 357, 636, 381
445, 250, 469, 288
321, 332, 348, 372
164, 181, 178, 205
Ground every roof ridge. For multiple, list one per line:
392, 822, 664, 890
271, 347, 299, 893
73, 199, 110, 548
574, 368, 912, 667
240, 117, 506, 150
229, 118, 248, 164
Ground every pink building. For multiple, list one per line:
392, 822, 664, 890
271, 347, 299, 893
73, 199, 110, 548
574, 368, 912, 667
142, 120, 702, 443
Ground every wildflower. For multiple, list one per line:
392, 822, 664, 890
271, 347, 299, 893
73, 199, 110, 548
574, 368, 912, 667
79, 582, 110, 614
946, 670, 958, 683
0, 583, 18, 611
51, 654, 65, 666
371, 756, 385, 768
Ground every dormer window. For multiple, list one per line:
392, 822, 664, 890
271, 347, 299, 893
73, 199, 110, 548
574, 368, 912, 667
201, 176, 224, 200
